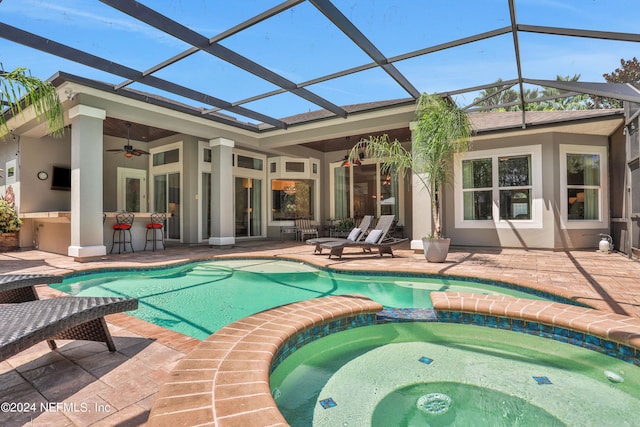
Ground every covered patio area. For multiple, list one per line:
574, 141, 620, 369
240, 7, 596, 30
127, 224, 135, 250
1, 242, 639, 425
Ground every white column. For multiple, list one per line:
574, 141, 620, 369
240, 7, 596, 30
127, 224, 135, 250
67, 105, 107, 259
411, 172, 434, 250
410, 121, 433, 251
208, 137, 235, 246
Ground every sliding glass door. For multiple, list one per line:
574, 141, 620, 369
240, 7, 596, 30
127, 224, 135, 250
153, 172, 181, 240
235, 177, 262, 237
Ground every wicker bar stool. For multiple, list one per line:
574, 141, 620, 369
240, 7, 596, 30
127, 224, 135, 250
110, 212, 135, 254
144, 212, 166, 251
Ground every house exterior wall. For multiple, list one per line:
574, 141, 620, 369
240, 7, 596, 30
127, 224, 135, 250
14, 134, 72, 213
444, 131, 610, 250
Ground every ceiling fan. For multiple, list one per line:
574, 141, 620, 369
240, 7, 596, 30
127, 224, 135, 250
106, 122, 150, 158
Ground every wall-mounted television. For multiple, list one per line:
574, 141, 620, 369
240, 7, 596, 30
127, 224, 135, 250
51, 166, 71, 191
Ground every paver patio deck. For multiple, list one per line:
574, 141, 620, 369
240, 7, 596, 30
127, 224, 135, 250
1, 240, 639, 426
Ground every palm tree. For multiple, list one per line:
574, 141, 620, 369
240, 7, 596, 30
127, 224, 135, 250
0, 64, 64, 137
350, 93, 474, 240
533, 74, 589, 110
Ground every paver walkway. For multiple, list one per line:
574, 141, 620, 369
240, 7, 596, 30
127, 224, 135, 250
0, 241, 638, 426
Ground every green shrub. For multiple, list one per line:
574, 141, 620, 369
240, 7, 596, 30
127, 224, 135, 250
0, 200, 21, 233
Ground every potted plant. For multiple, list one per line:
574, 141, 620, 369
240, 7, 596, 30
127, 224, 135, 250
0, 188, 21, 251
349, 92, 473, 262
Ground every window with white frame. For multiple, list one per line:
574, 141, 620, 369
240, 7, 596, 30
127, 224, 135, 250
559, 144, 607, 228
269, 156, 319, 223
462, 158, 492, 220
455, 145, 542, 229
498, 155, 532, 220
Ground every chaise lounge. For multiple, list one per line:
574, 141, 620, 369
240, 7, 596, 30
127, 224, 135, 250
0, 274, 138, 362
306, 215, 374, 254
318, 215, 408, 259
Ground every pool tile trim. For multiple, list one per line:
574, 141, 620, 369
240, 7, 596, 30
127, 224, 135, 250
430, 292, 640, 365
148, 292, 640, 427
147, 294, 383, 427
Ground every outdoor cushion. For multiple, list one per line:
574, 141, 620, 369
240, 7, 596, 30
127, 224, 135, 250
365, 229, 383, 244
347, 227, 361, 241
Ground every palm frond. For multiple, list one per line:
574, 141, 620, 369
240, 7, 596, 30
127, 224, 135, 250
0, 65, 64, 138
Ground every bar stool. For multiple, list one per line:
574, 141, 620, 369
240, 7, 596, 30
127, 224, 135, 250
110, 212, 135, 254
144, 212, 166, 251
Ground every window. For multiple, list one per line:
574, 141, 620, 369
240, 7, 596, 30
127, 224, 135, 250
560, 145, 607, 228
330, 160, 403, 221
153, 148, 179, 166
237, 154, 263, 171
271, 179, 315, 220
498, 155, 532, 220
455, 145, 542, 229
462, 158, 492, 220
268, 157, 319, 223
285, 161, 305, 173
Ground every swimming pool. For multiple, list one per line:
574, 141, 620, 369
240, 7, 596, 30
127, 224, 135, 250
270, 322, 640, 426
56, 258, 564, 340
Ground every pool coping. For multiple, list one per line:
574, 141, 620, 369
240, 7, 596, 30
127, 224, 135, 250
147, 292, 640, 427
146, 294, 383, 427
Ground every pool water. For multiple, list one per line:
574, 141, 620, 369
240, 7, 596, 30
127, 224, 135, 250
270, 323, 640, 426
57, 259, 548, 339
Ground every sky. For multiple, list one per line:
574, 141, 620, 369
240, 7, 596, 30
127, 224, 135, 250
1, 0, 638, 124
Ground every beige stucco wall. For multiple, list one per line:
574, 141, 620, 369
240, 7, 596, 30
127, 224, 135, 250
443, 131, 610, 250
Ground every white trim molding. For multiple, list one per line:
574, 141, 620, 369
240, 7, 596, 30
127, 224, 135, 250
454, 144, 543, 230
558, 144, 608, 230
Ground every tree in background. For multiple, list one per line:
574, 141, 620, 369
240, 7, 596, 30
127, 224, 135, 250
0, 64, 64, 138
589, 57, 640, 109
534, 74, 589, 110
473, 75, 590, 111
472, 79, 537, 112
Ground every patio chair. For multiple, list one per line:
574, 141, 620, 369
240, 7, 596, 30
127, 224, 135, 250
0, 273, 63, 303
295, 218, 318, 241
0, 296, 138, 362
306, 215, 374, 254
319, 215, 408, 259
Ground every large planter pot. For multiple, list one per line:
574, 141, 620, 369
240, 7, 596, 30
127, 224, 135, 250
422, 237, 450, 263
0, 232, 19, 252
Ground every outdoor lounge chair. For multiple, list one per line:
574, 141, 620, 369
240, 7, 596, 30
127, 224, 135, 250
0, 273, 63, 303
306, 215, 374, 254
319, 215, 407, 259
0, 296, 138, 361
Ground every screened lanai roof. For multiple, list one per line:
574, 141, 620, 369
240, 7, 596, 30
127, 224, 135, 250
1, 0, 640, 133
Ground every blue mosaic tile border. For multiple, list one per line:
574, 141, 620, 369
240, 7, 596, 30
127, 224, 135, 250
269, 313, 377, 374
269, 307, 640, 383
436, 310, 640, 366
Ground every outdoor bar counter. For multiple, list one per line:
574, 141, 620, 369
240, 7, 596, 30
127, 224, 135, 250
18, 211, 165, 255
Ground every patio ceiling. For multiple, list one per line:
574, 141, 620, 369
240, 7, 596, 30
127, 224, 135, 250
1, 0, 640, 136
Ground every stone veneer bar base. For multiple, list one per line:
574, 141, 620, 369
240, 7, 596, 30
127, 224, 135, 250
148, 292, 640, 427
147, 294, 383, 427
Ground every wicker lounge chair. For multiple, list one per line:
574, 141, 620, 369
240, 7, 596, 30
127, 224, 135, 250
306, 215, 374, 254
319, 215, 407, 259
0, 273, 63, 303
0, 296, 138, 361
